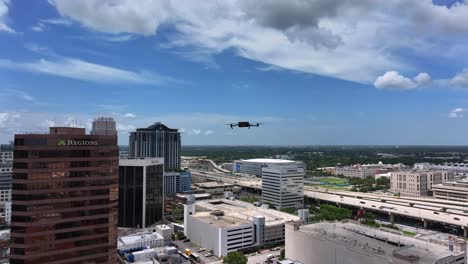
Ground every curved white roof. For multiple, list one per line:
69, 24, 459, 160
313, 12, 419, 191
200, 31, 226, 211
242, 158, 295, 163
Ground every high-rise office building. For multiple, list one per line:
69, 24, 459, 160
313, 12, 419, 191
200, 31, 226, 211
118, 158, 164, 228
91, 116, 117, 136
10, 127, 118, 264
262, 161, 304, 209
128, 122, 181, 171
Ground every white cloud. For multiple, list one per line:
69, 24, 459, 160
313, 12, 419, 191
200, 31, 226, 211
30, 17, 72, 33
0, 88, 35, 102
31, 23, 45, 32
414, 72, 432, 86
0, 112, 20, 128
204, 130, 214, 135
0, 57, 174, 85
374, 71, 432, 90
450, 69, 468, 88
0, 0, 14, 33
449, 108, 467, 118
41, 17, 72, 26
123, 113, 136, 118
190, 129, 202, 135
101, 34, 135, 42
49, 0, 468, 83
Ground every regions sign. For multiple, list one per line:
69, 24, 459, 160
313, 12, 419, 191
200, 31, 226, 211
58, 139, 99, 146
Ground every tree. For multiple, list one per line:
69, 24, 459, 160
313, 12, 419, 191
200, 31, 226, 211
223, 252, 248, 264
280, 249, 285, 260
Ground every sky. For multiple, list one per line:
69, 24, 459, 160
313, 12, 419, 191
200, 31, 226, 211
2, 0, 468, 146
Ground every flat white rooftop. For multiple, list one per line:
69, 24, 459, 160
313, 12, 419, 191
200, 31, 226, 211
194, 198, 299, 227
295, 221, 465, 262
242, 158, 295, 163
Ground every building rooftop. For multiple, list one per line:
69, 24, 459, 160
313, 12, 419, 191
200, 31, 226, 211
295, 221, 465, 262
193, 198, 299, 227
192, 211, 251, 228
118, 231, 163, 249
242, 158, 295, 163
135, 122, 179, 132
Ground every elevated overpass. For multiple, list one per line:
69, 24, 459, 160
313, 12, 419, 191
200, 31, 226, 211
191, 170, 468, 234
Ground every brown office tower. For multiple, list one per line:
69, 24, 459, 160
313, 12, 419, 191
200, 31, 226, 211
10, 127, 118, 264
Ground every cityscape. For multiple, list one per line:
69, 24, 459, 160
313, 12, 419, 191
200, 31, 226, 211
2, 1, 468, 264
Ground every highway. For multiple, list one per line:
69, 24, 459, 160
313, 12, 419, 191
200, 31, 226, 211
191, 169, 468, 231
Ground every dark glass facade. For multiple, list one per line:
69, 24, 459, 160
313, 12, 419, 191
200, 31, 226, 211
128, 122, 181, 171
10, 127, 118, 264
118, 160, 163, 228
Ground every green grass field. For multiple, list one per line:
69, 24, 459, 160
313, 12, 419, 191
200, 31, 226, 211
403, 231, 417, 237
315, 177, 348, 185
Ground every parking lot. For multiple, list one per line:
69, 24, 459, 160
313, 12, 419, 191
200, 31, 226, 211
246, 248, 281, 264
172, 240, 221, 263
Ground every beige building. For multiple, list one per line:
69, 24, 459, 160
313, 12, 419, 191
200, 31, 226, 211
390, 170, 454, 197
433, 181, 468, 203
286, 221, 467, 264
184, 198, 299, 257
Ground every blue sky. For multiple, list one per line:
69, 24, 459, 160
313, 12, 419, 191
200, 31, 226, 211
1, 0, 468, 145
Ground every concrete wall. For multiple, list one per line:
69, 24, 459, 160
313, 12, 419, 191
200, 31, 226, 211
186, 216, 222, 257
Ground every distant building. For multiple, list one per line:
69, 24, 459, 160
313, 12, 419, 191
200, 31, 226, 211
262, 162, 304, 209
231, 159, 305, 209
119, 158, 164, 228
0, 145, 12, 164
184, 198, 299, 257
129, 122, 181, 171
433, 181, 468, 203
90, 116, 117, 136
285, 221, 466, 264
390, 170, 454, 197
415, 162, 468, 176
375, 172, 391, 180
233, 158, 305, 176
164, 171, 192, 196
0, 164, 12, 193
119, 150, 129, 158
10, 127, 119, 263
335, 162, 406, 179
0, 202, 10, 226
193, 181, 240, 195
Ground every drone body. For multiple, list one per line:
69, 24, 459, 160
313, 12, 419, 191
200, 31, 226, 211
226, 121, 262, 129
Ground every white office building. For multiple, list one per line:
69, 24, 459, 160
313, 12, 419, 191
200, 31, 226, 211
391, 170, 454, 197
184, 198, 299, 257
286, 221, 467, 264
233, 159, 305, 176
118, 230, 165, 250
262, 163, 304, 209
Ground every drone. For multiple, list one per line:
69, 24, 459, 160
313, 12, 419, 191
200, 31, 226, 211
226, 122, 262, 129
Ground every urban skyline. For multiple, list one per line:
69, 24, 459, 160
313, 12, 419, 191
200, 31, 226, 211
2, 1, 468, 145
